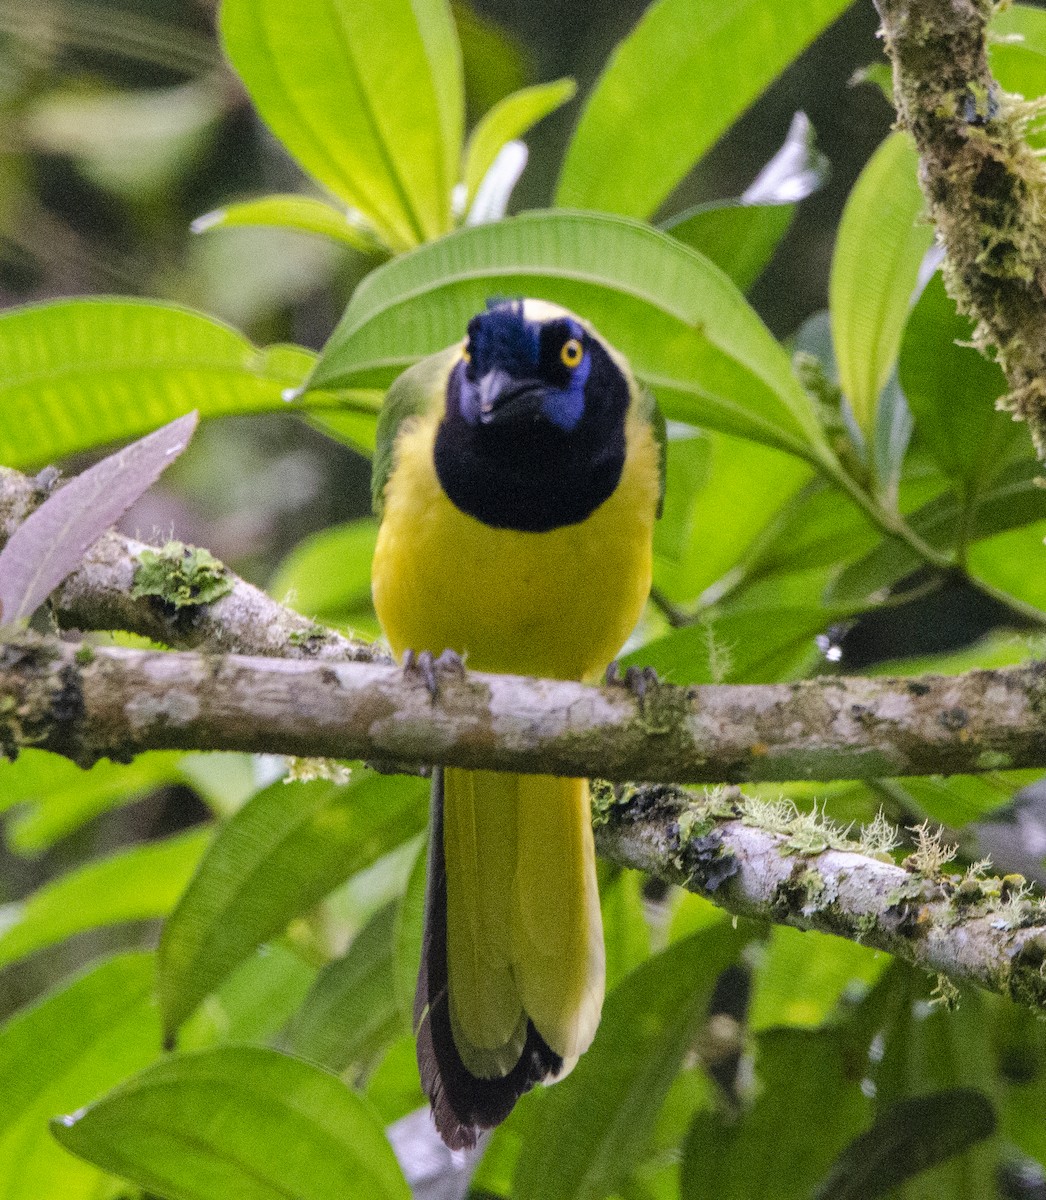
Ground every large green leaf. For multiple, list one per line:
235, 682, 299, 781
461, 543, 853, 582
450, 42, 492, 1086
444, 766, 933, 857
512, 920, 749, 1200
900, 272, 1021, 507
868, 965, 1000, 1198
463, 78, 576, 204
666, 201, 795, 293
816, 1090, 996, 1200
682, 1025, 873, 1200
991, 5, 1046, 147
158, 772, 428, 1037
829, 132, 933, 437
287, 902, 405, 1076
749, 927, 887, 1031
0, 953, 161, 1200
967, 519, 1046, 612
653, 429, 812, 604
555, 0, 852, 218
52, 1046, 410, 1200
830, 456, 1046, 605
0, 750, 184, 852
0, 299, 314, 469
219, 0, 462, 249
305, 211, 830, 459
625, 603, 845, 685
267, 518, 379, 631
0, 830, 209, 970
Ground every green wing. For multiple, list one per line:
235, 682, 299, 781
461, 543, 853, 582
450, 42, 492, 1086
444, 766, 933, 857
639, 385, 667, 519
371, 347, 460, 517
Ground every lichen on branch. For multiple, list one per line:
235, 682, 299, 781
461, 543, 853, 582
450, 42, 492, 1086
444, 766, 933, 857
875, 0, 1046, 453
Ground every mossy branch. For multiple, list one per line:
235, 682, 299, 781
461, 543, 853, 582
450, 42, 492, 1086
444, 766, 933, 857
0, 466, 386, 664
595, 784, 1046, 1010
875, 0, 1046, 454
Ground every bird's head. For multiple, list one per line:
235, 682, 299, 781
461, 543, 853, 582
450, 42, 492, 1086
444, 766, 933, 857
435, 298, 633, 532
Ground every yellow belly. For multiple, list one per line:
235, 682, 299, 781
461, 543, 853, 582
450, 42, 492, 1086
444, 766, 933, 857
372, 410, 659, 681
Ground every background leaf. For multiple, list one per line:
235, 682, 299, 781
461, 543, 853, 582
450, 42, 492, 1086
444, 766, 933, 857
219, 0, 463, 248
0, 830, 209, 971
0, 299, 314, 469
900, 271, 1020, 506
555, 0, 851, 218
158, 772, 428, 1036
52, 1046, 411, 1200
287, 902, 405, 1076
192, 194, 388, 253
0, 411, 197, 624
512, 919, 749, 1200
463, 78, 575, 204
306, 210, 829, 458
829, 131, 933, 437
0, 953, 160, 1200
814, 1089, 997, 1200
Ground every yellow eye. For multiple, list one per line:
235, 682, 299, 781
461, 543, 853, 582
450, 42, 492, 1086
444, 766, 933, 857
461, 342, 471, 363
560, 338, 583, 369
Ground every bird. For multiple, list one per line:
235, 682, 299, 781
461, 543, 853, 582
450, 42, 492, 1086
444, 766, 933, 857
371, 298, 664, 1148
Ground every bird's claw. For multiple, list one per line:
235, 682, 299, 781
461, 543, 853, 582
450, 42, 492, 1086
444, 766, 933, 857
605, 661, 662, 708
403, 648, 466, 700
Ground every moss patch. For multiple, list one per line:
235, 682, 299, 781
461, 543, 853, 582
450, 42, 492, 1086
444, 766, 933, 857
133, 542, 232, 610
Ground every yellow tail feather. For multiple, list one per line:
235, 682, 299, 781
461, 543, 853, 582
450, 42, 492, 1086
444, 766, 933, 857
443, 767, 604, 1076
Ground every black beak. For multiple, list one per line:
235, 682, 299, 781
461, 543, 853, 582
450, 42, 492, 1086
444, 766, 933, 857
477, 368, 544, 426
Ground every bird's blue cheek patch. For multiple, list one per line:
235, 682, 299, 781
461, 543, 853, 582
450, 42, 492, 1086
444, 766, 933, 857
541, 354, 590, 432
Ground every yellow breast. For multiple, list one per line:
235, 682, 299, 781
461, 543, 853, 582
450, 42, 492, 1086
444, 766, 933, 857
372, 410, 659, 682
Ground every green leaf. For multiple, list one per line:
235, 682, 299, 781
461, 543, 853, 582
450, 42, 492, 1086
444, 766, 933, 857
288, 902, 405, 1076
830, 457, 1046, 605
967, 519, 1046, 612
267, 518, 379, 629
625, 604, 844, 685
0, 953, 161, 1200
392, 838, 428, 1021
306, 210, 829, 459
868, 965, 1000, 1198
158, 772, 428, 1036
884, 771, 1040, 828
750, 927, 887, 1031
219, 0, 462, 249
463, 78, 575, 204
0, 299, 314, 470
682, 1024, 874, 1200
52, 1046, 411, 1200
991, 5, 1046, 147
0, 750, 184, 852
900, 271, 1020, 506
555, 0, 851, 218
179, 943, 317, 1052
663, 111, 828, 292
816, 1088, 996, 1200
829, 132, 934, 436
192, 194, 388, 254
666, 201, 795, 292
0, 830, 209, 970
653, 430, 812, 604
513, 919, 749, 1200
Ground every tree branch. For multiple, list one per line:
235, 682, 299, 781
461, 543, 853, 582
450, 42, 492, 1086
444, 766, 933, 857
595, 783, 1046, 1009
0, 467, 387, 664
5, 636, 1046, 781
875, 0, 1046, 454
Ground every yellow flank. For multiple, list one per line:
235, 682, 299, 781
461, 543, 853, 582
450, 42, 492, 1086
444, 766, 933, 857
372, 405, 659, 681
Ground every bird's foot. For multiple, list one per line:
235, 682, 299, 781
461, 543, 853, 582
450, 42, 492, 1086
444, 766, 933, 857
605, 661, 662, 709
403, 648, 466, 700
